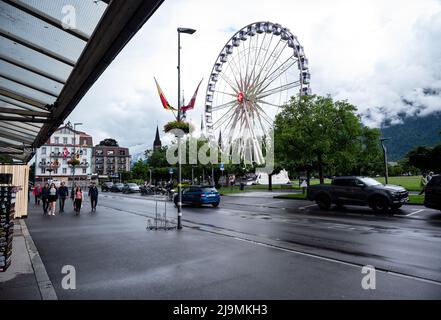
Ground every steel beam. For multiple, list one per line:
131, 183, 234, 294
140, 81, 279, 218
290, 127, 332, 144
0, 88, 48, 110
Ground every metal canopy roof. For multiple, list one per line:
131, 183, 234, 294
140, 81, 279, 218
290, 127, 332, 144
0, 0, 163, 163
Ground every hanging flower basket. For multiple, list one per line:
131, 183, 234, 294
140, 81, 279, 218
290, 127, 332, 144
164, 121, 192, 135
67, 158, 80, 166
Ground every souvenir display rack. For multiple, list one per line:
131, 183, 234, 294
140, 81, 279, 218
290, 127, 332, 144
1, 173, 15, 272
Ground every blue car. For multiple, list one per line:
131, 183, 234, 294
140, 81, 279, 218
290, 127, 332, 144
174, 185, 220, 207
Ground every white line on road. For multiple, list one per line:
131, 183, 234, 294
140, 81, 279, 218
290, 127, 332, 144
233, 236, 441, 287
406, 209, 425, 217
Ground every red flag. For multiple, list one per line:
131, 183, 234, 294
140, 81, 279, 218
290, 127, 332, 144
154, 78, 177, 111
181, 79, 203, 111
63, 147, 69, 159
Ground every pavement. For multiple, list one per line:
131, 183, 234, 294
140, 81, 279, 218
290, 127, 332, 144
1, 192, 441, 299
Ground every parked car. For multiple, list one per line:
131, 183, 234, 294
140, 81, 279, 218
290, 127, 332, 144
101, 181, 113, 192
110, 183, 124, 192
424, 175, 441, 211
123, 183, 141, 193
174, 185, 220, 207
307, 176, 409, 213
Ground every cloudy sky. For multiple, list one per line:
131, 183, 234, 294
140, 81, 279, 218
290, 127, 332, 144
66, 0, 441, 158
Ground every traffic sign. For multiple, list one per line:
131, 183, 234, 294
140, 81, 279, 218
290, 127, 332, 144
220, 163, 225, 171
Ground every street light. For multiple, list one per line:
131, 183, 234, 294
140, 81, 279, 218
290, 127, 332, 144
177, 27, 196, 230
380, 138, 390, 185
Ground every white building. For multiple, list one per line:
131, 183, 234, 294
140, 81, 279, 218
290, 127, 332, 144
35, 122, 94, 186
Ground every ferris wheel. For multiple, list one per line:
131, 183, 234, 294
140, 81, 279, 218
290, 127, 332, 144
204, 21, 311, 164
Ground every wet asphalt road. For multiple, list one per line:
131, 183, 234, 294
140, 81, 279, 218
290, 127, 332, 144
23, 191, 441, 299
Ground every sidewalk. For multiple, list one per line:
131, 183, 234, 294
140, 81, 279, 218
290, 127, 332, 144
0, 218, 57, 300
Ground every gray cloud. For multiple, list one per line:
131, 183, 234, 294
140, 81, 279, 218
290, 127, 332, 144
65, 0, 441, 157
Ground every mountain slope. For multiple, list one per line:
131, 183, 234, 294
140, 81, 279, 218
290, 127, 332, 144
380, 112, 441, 161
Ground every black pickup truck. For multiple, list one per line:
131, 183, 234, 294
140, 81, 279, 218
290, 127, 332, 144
307, 176, 409, 213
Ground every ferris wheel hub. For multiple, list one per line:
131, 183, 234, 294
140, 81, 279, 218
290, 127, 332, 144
237, 92, 245, 104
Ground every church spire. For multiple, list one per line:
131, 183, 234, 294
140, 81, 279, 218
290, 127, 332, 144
153, 125, 162, 151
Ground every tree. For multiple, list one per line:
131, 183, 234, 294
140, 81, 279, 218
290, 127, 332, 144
274, 95, 363, 184
99, 138, 119, 147
406, 146, 433, 171
131, 159, 150, 181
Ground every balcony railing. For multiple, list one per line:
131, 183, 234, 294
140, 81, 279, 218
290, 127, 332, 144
39, 161, 60, 169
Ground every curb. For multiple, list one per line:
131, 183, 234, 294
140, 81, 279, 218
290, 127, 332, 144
20, 220, 58, 300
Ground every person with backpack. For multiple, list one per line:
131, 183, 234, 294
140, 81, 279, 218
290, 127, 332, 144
58, 182, 69, 213
88, 182, 99, 212
419, 173, 428, 195
32, 183, 42, 205
41, 183, 50, 215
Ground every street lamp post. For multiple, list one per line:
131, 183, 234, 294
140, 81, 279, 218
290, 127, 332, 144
177, 27, 196, 230
380, 138, 389, 185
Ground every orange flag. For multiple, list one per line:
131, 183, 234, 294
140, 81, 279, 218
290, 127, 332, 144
154, 78, 177, 111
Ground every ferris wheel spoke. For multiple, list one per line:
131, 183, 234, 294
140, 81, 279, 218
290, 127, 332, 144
250, 35, 281, 90
213, 104, 238, 130
249, 40, 288, 92
211, 99, 237, 111
257, 57, 298, 93
214, 106, 241, 133
257, 80, 301, 100
218, 72, 240, 93
255, 99, 283, 108
243, 106, 264, 163
251, 102, 275, 126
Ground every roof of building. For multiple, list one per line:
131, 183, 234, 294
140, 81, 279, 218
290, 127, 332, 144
0, 0, 164, 163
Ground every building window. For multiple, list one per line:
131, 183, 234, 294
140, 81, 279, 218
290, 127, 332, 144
53, 169, 58, 174
107, 150, 114, 156
71, 168, 75, 175
63, 137, 68, 144
62, 168, 67, 174
55, 137, 59, 144
119, 150, 125, 156
41, 168, 46, 174
83, 168, 87, 174
41, 147, 46, 155
83, 148, 87, 155
72, 138, 75, 145
54, 147, 59, 154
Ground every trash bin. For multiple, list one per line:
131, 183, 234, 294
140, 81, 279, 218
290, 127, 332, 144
240, 182, 245, 190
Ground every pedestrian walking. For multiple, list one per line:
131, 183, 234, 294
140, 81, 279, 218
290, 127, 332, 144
88, 182, 99, 212
58, 182, 69, 213
71, 183, 77, 211
427, 171, 434, 183
48, 183, 58, 216
74, 186, 83, 215
419, 173, 428, 195
41, 183, 50, 214
32, 183, 42, 205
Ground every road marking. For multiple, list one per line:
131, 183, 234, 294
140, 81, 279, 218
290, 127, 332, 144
232, 236, 441, 287
406, 209, 424, 217
299, 204, 317, 210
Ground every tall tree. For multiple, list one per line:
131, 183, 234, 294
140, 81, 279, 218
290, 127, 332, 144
274, 95, 362, 183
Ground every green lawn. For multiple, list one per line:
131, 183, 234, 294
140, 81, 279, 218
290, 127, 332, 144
408, 194, 424, 204
375, 176, 421, 191
274, 193, 424, 204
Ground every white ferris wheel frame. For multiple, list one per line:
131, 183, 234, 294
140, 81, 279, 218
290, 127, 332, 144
204, 21, 311, 164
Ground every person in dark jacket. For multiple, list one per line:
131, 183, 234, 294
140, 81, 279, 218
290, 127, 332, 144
88, 182, 99, 212
58, 182, 69, 213
41, 183, 50, 215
